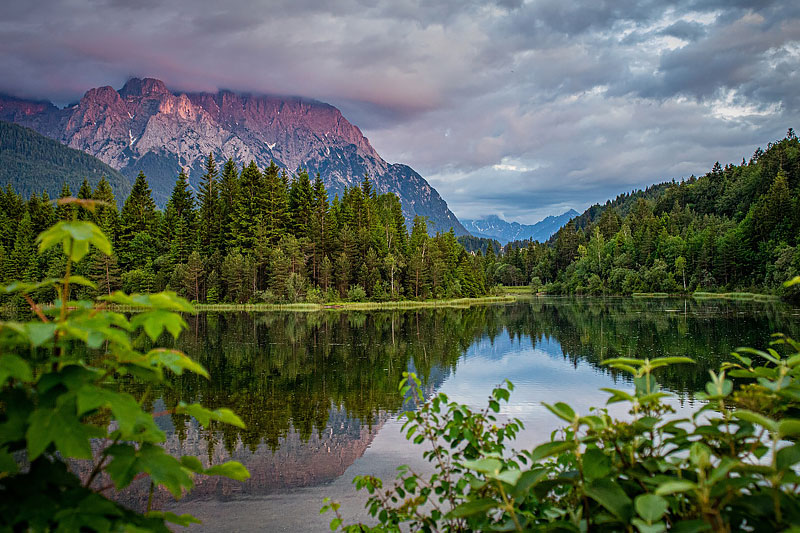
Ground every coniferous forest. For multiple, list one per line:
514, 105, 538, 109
488, 130, 800, 300
1, 131, 797, 305
0, 155, 487, 304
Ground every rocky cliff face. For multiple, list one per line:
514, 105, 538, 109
0, 78, 466, 234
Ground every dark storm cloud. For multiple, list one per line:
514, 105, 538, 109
0, 0, 797, 223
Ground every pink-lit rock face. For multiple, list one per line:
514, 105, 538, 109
0, 78, 467, 233
75, 410, 385, 513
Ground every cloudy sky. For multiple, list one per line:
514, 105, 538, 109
1, 0, 798, 223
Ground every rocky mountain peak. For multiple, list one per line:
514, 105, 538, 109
119, 77, 170, 98
0, 78, 467, 234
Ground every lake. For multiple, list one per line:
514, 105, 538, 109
118, 297, 800, 531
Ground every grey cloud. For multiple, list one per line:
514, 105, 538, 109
0, 0, 798, 223
659, 20, 706, 41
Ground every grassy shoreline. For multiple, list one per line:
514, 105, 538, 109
105, 295, 518, 313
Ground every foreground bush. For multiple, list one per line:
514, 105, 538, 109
325, 305, 800, 531
0, 199, 248, 531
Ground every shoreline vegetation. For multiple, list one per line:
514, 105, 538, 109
107, 294, 516, 312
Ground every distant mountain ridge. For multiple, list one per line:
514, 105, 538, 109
462, 210, 579, 244
0, 78, 466, 234
0, 120, 131, 202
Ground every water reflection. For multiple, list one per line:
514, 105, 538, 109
130, 298, 799, 515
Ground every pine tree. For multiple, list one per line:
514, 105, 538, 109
289, 170, 313, 240
163, 170, 196, 254
197, 153, 220, 257
92, 177, 118, 240
232, 162, 266, 250
120, 172, 157, 235
10, 212, 37, 281
263, 162, 287, 244
218, 159, 239, 254
56, 183, 74, 221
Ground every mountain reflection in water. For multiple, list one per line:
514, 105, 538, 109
110, 298, 799, 527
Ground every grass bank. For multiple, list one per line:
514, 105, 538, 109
181, 295, 517, 312
692, 291, 780, 302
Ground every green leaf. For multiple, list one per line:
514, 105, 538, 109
582, 448, 612, 481
584, 478, 632, 521
0, 353, 33, 384
27, 400, 99, 460
137, 443, 194, 498
635, 494, 668, 522
543, 402, 576, 423
25, 322, 57, 347
655, 480, 697, 495
649, 357, 695, 368
176, 402, 245, 428
778, 418, 800, 438
0, 446, 18, 474
530, 440, 575, 462
669, 520, 712, 533
492, 468, 522, 486
732, 410, 778, 432
777, 443, 800, 470
461, 457, 502, 474
632, 518, 667, 533
180, 455, 205, 473
37, 220, 111, 261
205, 461, 250, 481
785, 276, 800, 287
602, 357, 645, 367
131, 311, 188, 342
448, 498, 499, 518
147, 511, 202, 527
512, 468, 548, 499
105, 444, 139, 489
66, 275, 97, 289
147, 349, 209, 378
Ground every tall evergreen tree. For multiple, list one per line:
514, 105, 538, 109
218, 159, 239, 253
232, 162, 266, 250
120, 172, 157, 235
197, 153, 220, 256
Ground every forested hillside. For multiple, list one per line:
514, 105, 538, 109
0, 155, 486, 304
0, 120, 131, 201
491, 130, 800, 298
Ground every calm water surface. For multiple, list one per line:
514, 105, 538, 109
123, 297, 800, 531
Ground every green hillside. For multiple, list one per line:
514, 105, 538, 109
491, 129, 800, 299
0, 120, 131, 203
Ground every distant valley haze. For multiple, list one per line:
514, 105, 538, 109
0, 0, 798, 224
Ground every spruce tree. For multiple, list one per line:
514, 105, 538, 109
289, 170, 313, 240
232, 162, 266, 250
56, 183, 74, 221
218, 159, 239, 253
197, 153, 220, 257
263, 162, 287, 244
120, 172, 157, 235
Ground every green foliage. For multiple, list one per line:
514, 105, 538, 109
325, 335, 800, 532
489, 131, 800, 299
0, 162, 484, 305
0, 120, 131, 202
0, 202, 248, 530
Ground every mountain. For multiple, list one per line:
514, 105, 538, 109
462, 210, 579, 244
0, 78, 466, 234
0, 120, 131, 202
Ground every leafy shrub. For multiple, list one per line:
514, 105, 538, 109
325, 333, 800, 532
347, 284, 367, 302
0, 199, 248, 531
